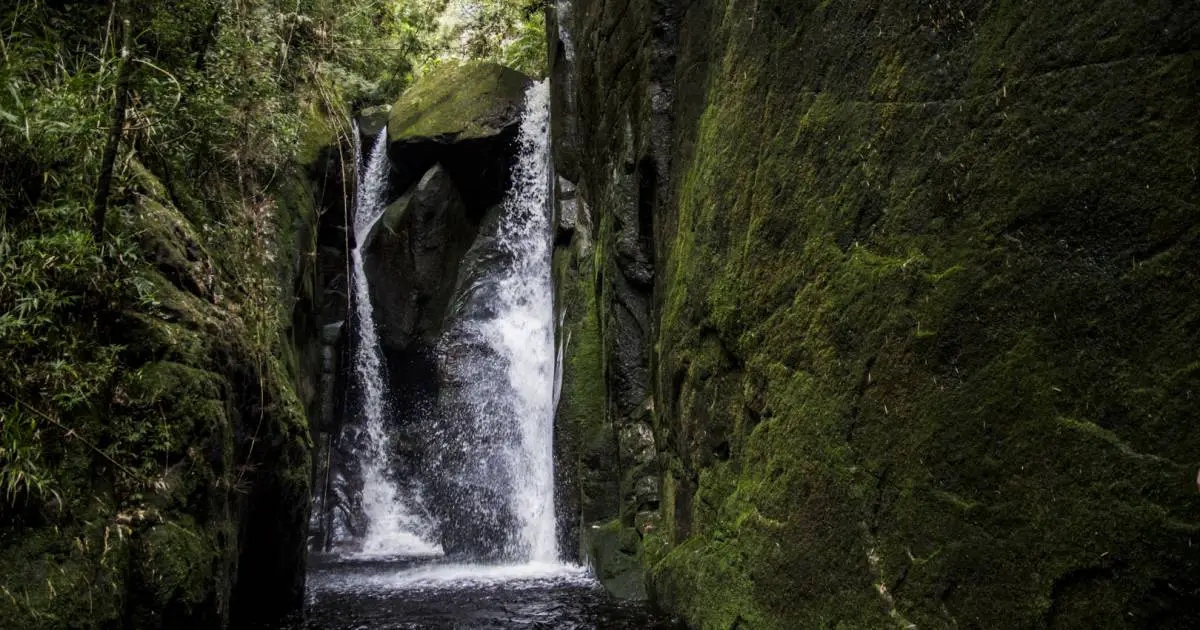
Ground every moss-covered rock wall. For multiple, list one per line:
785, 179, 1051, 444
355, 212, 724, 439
552, 0, 1200, 626
0, 1, 364, 626
0, 154, 325, 630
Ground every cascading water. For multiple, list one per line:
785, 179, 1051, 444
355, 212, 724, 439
294, 78, 680, 630
491, 79, 557, 562
434, 80, 558, 563
348, 129, 439, 557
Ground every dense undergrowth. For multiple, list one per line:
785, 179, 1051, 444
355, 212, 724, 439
0, 0, 543, 626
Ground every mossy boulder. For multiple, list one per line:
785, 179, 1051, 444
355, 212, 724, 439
583, 519, 647, 600
0, 524, 129, 629
388, 61, 529, 144
386, 62, 531, 214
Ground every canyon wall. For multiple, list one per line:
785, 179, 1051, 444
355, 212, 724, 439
551, 1, 1200, 627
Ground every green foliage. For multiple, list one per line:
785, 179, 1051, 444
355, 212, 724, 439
428, 0, 548, 77
0, 0, 346, 624
0, 0, 548, 623
302, 0, 446, 107
501, 10, 547, 77
0, 217, 138, 509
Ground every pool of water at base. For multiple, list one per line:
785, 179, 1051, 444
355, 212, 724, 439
278, 554, 685, 630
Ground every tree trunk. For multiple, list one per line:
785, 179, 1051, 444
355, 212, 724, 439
91, 16, 133, 242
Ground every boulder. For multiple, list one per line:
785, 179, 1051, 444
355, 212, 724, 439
363, 163, 473, 355
582, 520, 647, 600
355, 105, 391, 147
387, 62, 531, 215
389, 62, 529, 144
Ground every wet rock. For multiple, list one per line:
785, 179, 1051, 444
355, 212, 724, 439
618, 421, 656, 468
582, 520, 647, 601
432, 205, 518, 559
320, 321, 344, 345
363, 164, 472, 355
555, 177, 578, 245
356, 105, 391, 146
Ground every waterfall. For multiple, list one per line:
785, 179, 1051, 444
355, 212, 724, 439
436, 80, 558, 563
495, 80, 557, 563
336, 82, 558, 566
349, 129, 439, 557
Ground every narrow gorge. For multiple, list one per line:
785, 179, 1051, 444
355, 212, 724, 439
1, 1, 1198, 629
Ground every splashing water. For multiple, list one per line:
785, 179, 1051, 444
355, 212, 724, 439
493, 80, 558, 562
350, 128, 440, 557
435, 80, 558, 562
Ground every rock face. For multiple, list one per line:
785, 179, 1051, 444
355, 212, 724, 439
363, 164, 473, 355
551, 1, 1200, 627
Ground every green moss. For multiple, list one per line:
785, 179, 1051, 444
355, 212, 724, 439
388, 61, 529, 143
263, 353, 315, 489
555, 217, 621, 522
271, 172, 318, 290
111, 362, 230, 487
566, 292, 605, 455
134, 518, 217, 615
123, 191, 216, 300
583, 519, 647, 600
563, 0, 1200, 627
0, 522, 129, 629
297, 100, 341, 169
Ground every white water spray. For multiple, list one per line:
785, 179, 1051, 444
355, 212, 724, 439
350, 129, 440, 557
494, 80, 557, 563
442, 80, 559, 563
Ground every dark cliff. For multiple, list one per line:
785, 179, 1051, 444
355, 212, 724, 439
551, 1, 1200, 627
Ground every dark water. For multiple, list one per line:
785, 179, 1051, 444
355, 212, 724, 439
281, 555, 683, 630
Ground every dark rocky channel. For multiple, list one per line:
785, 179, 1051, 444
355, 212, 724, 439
279, 556, 682, 630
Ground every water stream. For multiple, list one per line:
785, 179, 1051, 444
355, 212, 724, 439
294, 83, 676, 628
349, 129, 440, 558
448, 79, 557, 562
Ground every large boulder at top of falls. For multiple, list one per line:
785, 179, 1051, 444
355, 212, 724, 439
389, 61, 529, 143
386, 62, 531, 215
355, 105, 391, 147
